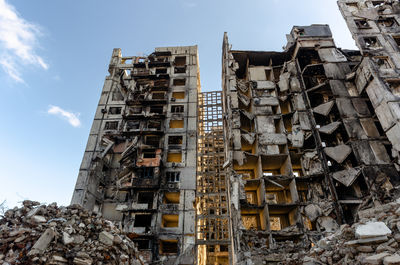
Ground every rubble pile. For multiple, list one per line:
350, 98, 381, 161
0, 201, 144, 265
301, 199, 400, 265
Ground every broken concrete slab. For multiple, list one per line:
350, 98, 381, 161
318, 121, 341, 134
332, 168, 362, 187
98, 231, 114, 246
241, 133, 256, 145
28, 228, 55, 255
318, 48, 347, 63
258, 133, 287, 145
363, 252, 390, 265
324, 144, 352, 163
383, 254, 400, 265
278, 72, 290, 92
345, 236, 389, 246
356, 222, 392, 239
304, 204, 322, 222
313, 101, 335, 116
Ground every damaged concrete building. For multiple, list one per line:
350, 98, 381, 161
71, 46, 200, 264
71, 1, 400, 264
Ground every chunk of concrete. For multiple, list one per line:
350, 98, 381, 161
241, 133, 255, 145
313, 101, 335, 116
332, 168, 361, 187
278, 72, 290, 92
98, 231, 114, 246
62, 232, 74, 245
317, 216, 339, 232
363, 252, 390, 265
32, 215, 46, 223
304, 204, 322, 222
256, 80, 275, 89
319, 121, 341, 134
28, 228, 55, 255
258, 133, 287, 145
318, 48, 347, 63
356, 222, 392, 239
384, 254, 400, 265
345, 236, 389, 246
324, 144, 352, 164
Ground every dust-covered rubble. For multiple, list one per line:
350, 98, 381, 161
0, 201, 144, 265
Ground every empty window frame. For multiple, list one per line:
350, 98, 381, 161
173, 78, 186, 86
152, 92, 166, 100
363, 37, 380, 48
150, 105, 164, 114
174, 56, 186, 66
392, 35, 400, 47
137, 192, 154, 208
387, 79, 400, 96
172, 91, 185, 99
144, 135, 161, 147
162, 214, 179, 227
169, 119, 184, 128
143, 150, 157, 158
134, 240, 150, 250
174, 66, 186, 74
378, 17, 398, 28
346, 3, 358, 12
126, 121, 140, 130
104, 121, 118, 130
355, 19, 370, 29
375, 56, 393, 69
372, 1, 384, 7
167, 153, 182, 163
166, 172, 180, 182
147, 120, 162, 130
156, 68, 167, 74
137, 167, 154, 179
109, 107, 122, 115
160, 240, 178, 254
164, 192, 180, 204
171, 105, 184, 113
134, 214, 152, 227
168, 136, 183, 145
130, 106, 142, 114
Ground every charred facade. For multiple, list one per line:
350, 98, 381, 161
71, 46, 200, 264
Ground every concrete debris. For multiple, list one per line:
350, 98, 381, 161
318, 121, 341, 135
0, 201, 144, 265
298, 201, 400, 264
304, 204, 322, 222
324, 144, 352, 164
356, 222, 392, 239
313, 101, 335, 116
332, 167, 362, 187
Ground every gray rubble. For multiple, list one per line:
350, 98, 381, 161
0, 201, 144, 265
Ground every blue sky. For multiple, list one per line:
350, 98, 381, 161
0, 0, 356, 208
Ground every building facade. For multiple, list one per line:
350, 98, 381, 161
71, 46, 199, 264
72, 1, 400, 264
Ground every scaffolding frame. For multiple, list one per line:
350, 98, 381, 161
196, 91, 230, 265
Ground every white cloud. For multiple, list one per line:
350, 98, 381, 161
47, 105, 81, 127
0, 0, 48, 83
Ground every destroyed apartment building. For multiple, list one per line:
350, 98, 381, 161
70, 1, 400, 264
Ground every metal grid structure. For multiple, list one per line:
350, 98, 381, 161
196, 91, 230, 265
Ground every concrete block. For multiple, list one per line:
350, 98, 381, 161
356, 221, 392, 239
